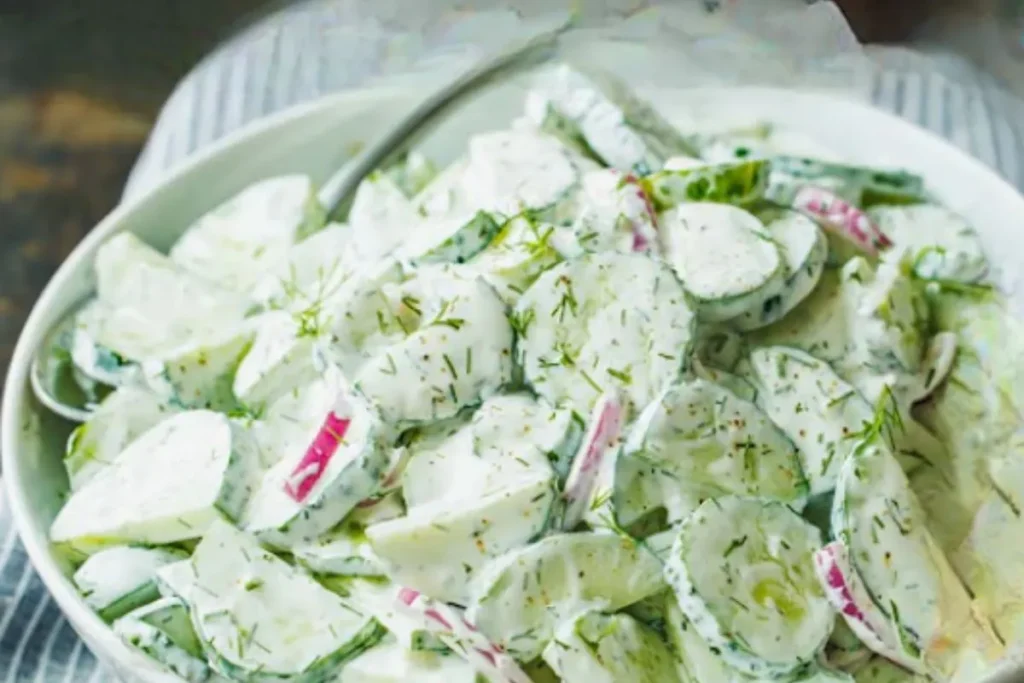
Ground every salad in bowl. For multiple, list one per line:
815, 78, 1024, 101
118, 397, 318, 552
23, 64, 1024, 683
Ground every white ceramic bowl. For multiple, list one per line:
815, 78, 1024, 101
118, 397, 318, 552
5, 85, 1024, 682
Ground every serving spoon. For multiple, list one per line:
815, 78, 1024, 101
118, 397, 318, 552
29, 21, 569, 423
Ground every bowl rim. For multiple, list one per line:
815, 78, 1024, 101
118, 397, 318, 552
5, 84, 1024, 682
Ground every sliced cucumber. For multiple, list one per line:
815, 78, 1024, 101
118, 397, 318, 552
842, 251, 930, 374
768, 157, 927, 207
347, 171, 422, 262
63, 386, 175, 490
347, 265, 514, 431
868, 205, 987, 283
733, 209, 828, 331
854, 657, 930, 683
232, 311, 320, 413
515, 251, 694, 415
88, 233, 251, 363
74, 545, 187, 621
291, 493, 403, 577
323, 578, 445, 653
665, 496, 833, 678
170, 175, 321, 293
242, 379, 390, 548
468, 215, 565, 305
466, 531, 665, 662
367, 474, 555, 604
542, 611, 681, 683
413, 158, 475, 220
465, 129, 590, 225
525, 64, 696, 174
402, 393, 573, 509
183, 520, 384, 681
660, 203, 785, 323
613, 379, 808, 528
643, 160, 769, 211
339, 640, 479, 683
665, 599, 743, 683
750, 270, 855, 364
50, 411, 257, 552
143, 321, 256, 412
114, 597, 211, 683
571, 169, 659, 254
252, 223, 357, 312
749, 347, 876, 495
832, 441, 993, 675
406, 210, 502, 266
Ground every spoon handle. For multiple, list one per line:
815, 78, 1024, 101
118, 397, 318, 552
316, 20, 570, 216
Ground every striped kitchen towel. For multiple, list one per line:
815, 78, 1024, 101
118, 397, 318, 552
4, 1, 1024, 681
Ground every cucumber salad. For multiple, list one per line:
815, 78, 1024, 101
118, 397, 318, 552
46, 64, 1024, 683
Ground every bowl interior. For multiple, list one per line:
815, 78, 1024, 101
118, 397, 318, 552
6, 83, 1024, 682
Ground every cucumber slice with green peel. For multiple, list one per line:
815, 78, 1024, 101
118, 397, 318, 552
515, 251, 695, 416
733, 209, 828, 331
74, 545, 187, 621
170, 175, 323, 293
348, 265, 515, 431
252, 224, 357, 313
750, 270, 855, 364
466, 531, 665, 662
155, 559, 196, 600
868, 205, 987, 283
525, 64, 697, 175
541, 611, 681, 683
831, 441, 997, 676
749, 346, 876, 495
232, 311, 321, 413
143, 321, 256, 412
660, 203, 786, 323
242, 378, 391, 548
665, 599, 742, 683
468, 216, 565, 305
50, 411, 258, 552
571, 169, 659, 254
89, 233, 251, 363
465, 129, 591, 226
367, 474, 556, 604
291, 493, 403, 577
63, 386, 175, 491
406, 211, 502, 266
182, 520, 385, 682
348, 171, 422, 262
768, 157, 928, 208
642, 160, 769, 211
320, 578, 445, 653
613, 379, 808, 528
114, 598, 211, 683
664, 496, 834, 678
402, 394, 575, 510
338, 640, 480, 683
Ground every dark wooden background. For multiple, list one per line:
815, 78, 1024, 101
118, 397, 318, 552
0, 0, 943, 377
